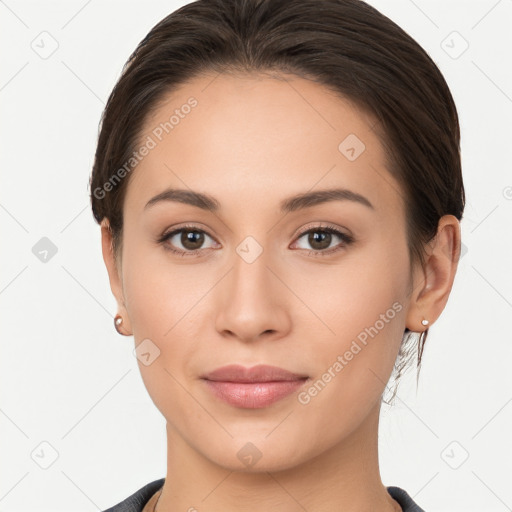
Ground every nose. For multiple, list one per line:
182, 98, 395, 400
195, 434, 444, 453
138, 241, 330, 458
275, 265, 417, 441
214, 246, 292, 343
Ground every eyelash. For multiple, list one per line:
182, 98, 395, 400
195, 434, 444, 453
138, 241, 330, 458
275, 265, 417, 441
157, 223, 354, 258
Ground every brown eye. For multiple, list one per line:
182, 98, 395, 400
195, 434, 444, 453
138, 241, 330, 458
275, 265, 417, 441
307, 231, 332, 251
293, 226, 354, 255
179, 230, 205, 250
159, 227, 218, 255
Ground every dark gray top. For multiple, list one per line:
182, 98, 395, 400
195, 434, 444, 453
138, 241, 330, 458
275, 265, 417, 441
102, 478, 426, 511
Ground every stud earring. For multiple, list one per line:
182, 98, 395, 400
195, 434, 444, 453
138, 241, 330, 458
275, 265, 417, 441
114, 314, 125, 335
421, 318, 429, 326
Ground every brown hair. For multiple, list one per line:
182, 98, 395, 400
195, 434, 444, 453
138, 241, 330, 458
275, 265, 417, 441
89, 0, 465, 399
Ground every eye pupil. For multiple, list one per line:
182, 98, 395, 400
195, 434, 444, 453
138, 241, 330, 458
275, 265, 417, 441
182, 230, 204, 250
309, 231, 331, 250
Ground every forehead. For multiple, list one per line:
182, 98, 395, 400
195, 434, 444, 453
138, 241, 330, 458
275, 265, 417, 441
124, 72, 402, 218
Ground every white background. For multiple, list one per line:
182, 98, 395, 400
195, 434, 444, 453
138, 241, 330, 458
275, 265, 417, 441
1, 1, 511, 511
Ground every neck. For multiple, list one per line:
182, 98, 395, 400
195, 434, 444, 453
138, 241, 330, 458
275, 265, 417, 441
156, 400, 400, 512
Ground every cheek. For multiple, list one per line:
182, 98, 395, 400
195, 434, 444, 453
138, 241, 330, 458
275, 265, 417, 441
292, 290, 405, 443
121, 239, 214, 385
288, 246, 408, 409
121, 244, 210, 422
121, 234, 202, 338
285, 246, 407, 345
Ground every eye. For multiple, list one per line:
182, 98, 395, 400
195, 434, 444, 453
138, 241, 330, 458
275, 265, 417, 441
292, 224, 354, 255
158, 225, 219, 256
157, 223, 354, 257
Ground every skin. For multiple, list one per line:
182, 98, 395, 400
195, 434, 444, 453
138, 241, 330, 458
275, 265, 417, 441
101, 72, 460, 511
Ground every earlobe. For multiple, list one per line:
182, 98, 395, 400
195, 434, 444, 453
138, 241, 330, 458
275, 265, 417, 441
100, 218, 133, 336
405, 215, 461, 332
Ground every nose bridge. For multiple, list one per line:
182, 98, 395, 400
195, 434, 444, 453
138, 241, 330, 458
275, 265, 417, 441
232, 239, 273, 301
214, 237, 290, 340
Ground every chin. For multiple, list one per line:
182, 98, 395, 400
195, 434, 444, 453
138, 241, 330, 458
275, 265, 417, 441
196, 434, 310, 473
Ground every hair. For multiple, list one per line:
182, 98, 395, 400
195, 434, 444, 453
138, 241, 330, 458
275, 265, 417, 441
89, 0, 465, 401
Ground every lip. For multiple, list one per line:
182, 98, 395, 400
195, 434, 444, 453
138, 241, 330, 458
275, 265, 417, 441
201, 364, 309, 409
202, 364, 308, 383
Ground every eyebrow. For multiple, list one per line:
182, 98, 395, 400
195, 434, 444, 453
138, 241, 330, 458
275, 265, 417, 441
144, 187, 374, 213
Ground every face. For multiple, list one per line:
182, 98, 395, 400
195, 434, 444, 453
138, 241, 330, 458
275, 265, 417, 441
107, 72, 418, 471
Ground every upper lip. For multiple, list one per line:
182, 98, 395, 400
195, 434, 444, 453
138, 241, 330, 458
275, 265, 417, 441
202, 364, 308, 383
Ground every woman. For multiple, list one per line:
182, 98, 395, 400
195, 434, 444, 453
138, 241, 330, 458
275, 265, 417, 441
90, 0, 464, 510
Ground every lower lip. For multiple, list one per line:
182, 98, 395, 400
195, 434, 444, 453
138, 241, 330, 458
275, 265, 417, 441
202, 379, 308, 409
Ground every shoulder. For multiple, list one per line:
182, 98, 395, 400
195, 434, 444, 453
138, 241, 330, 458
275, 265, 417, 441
387, 486, 426, 512
102, 478, 165, 512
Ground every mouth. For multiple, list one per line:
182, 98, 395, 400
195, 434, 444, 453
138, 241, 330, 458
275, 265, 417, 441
201, 364, 309, 409
201, 363, 309, 383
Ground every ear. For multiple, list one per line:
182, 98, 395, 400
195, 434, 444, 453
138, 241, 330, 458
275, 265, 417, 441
405, 214, 461, 332
100, 218, 132, 336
